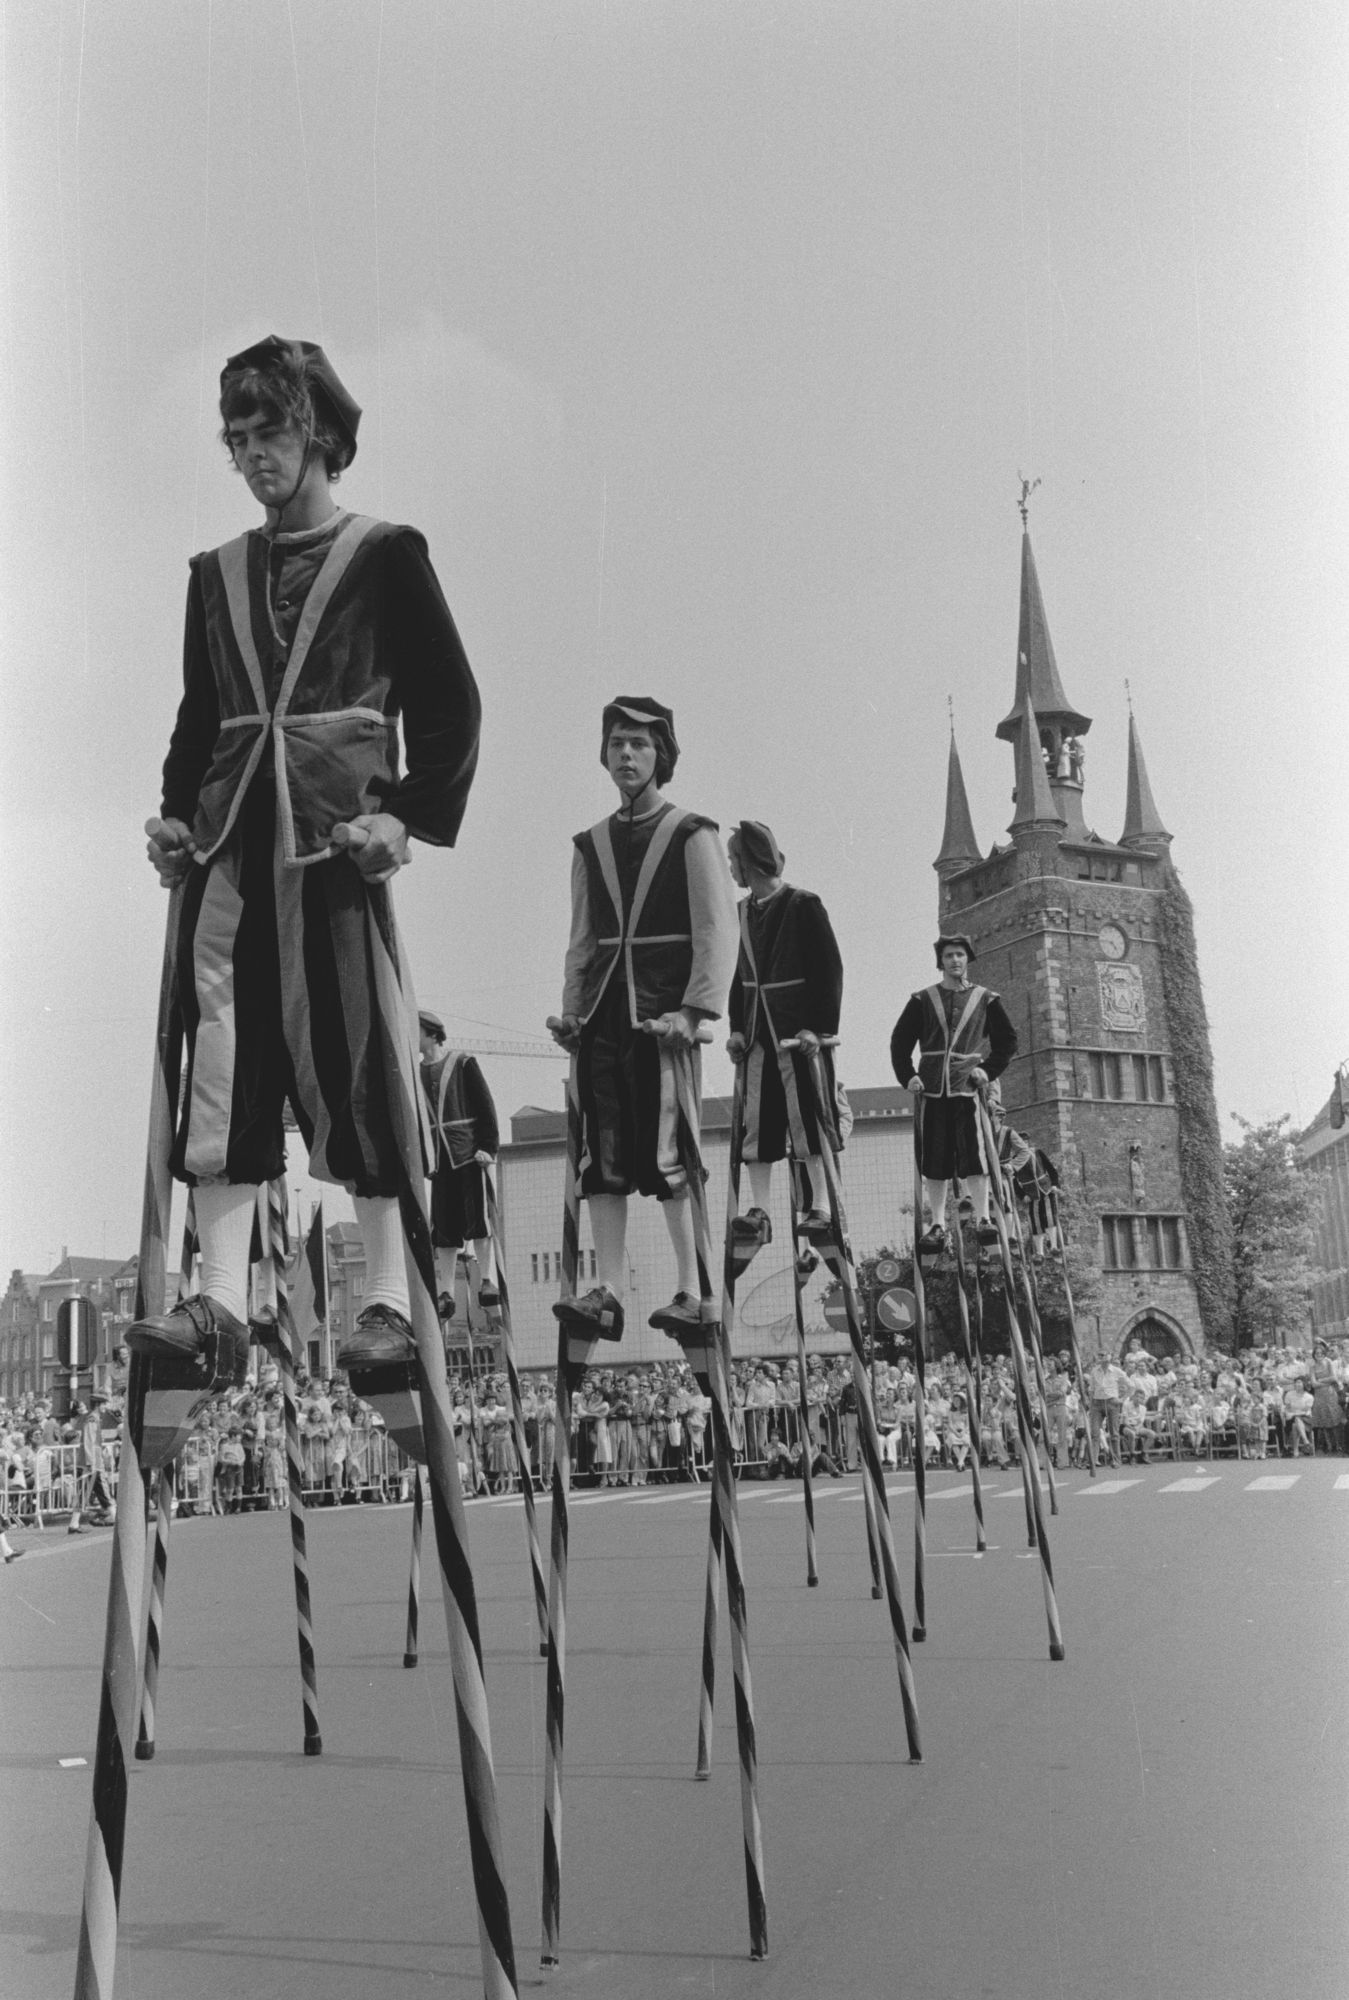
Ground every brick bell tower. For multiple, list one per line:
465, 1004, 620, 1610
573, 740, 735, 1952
933, 506, 1233, 1359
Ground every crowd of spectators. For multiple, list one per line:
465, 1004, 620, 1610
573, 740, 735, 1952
2, 1340, 1345, 1534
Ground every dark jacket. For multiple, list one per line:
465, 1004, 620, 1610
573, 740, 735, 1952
424, 1053, 499, 1171
729, 886, 844, 1047
162, 515, 480, 865
889, 984, 1017, 1098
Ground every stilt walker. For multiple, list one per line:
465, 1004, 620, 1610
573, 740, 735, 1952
724, 819, 848, 1589
403, 1465, 424, 1668
103, 336, 516, 1998
937, 1166, 987, 1554
787, 1040, 923, 1757
545, 696, 764, 1960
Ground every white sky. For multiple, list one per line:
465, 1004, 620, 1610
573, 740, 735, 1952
2, 0, 1346, 1273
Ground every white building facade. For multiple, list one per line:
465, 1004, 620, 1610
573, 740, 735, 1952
496, 1085, 916, 1371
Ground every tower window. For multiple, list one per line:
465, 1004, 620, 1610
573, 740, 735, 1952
1131, 1055, 1167, 1102
1103, 1214, 1186, 1270
531, 1254, 539, 1283
1089, 1052, 1125, 1100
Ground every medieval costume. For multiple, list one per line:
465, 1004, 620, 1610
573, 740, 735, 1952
728, 819, 843, 1240
552, 697, 738, 1339
419, 1011, 500, 1306
889, 934, 1017, 1248
131, 336, 478, 1385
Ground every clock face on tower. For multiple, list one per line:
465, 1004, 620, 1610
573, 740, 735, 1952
1097, 922, 1127, 960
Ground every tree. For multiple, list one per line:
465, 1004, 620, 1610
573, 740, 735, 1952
1223, 1116, 1318, 1350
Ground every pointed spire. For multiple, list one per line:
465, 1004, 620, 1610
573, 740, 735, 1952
935, 728, 982, 877
1121, 711, 1171, 848
996, 532, 1091, 744
1009, 697, 1064, 833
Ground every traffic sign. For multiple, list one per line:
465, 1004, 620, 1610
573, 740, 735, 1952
57, 1296, 98, 1370
876, 1287, 916, 1333
822, 1288, 850, 1333
874, 1258, 902, 1285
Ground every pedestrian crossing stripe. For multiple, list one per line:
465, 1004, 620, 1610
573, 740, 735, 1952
1159, 1476, 1222, 1493
1076, 1479, 1144, 1496
1244, 1475, 1299, 1491
1336, 1474, 1349, 1491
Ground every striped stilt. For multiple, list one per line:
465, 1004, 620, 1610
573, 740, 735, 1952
134, 1192, 194, 1762
1001, 1185, 1060, 1514
403, 1465, 424, 1668
483, 1171, 550, 1655
909, 1251, 929, 1641
360, 914, 518, 1999
541, 1052, 592, 1966
75, 888, 181, 2000
786, 1164, 819, 1590
788, 1041, 922, 1761
975, 1096, 1066, 1662
668, 1038, 768, 1961
133, 1471, 173, 1761
263, 1181, 323, 1755
1046, 1187, 1097, 1476
917, 1108, 987, 1553
694, 1489, 725, 1778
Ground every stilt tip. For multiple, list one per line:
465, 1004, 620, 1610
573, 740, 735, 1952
304, 1734, 323, 1756
807, 1575, 819, 1587
871, 1584, 882, 1600
907, 1751, 923, 1765
134, 1741, 155, 1761
695, 1767, 711, 1783
540, 1641, 550, 1658
541, 1954, 559, 1968
750, 1947, 768, 1961
912, 1625, 926, 1642
1050, 1641, 1066, 1661
402, 1653, 418, 1668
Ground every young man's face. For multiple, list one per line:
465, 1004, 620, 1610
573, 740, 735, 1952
225, 407, 309, 509
419, 1026, 441, 1064
939, 945, 969, 982
605, 725, 659, 802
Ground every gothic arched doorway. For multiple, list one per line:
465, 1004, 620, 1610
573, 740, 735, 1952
1117, 1309, 1192, 1361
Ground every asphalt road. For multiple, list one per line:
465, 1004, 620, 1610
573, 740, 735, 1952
3, 1459, 1345, 2000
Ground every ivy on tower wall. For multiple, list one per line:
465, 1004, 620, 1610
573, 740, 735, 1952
1155, 861, 1236, 1348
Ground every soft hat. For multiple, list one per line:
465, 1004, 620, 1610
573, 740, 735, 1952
221, 335, 361, 463
933, 933, 977, 965
600, 696, 679, 784
732, 819, 785, 877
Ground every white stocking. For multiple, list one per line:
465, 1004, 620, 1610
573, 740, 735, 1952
923, 1179, 950, 1229
193, 1181, 259, 1323
353, 1195, 411, 1318
746, 1161, 773, 1211
588, 1193, 628, 1298
663, 1194, 699, 1297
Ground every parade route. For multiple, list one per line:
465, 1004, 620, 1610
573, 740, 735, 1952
3, 1463, 1345, 2000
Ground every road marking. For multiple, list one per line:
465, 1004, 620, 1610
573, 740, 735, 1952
1335, 1474, 1349, 1491
631, 1493, 697, 1505
1076, 1479, 1143, 1497
1244, 1474, 1299, 1491
1159, 1476, 1222, 1493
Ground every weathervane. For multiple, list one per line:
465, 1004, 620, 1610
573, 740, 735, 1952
1017, 474, 1041, 528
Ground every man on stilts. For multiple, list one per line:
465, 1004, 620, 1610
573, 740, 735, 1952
127, 335, 480, 1384
547, 697, 738, 1340
419, 1009, 501, 1315
889, 935, 1017, 1253
724, 819, 844, 1254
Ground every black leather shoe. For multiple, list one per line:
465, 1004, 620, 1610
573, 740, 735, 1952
552, 1286, 625, 1341
337, 1304, 417, 1369
127, 1295, 251, 1387
648, 1291, 705, 1335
